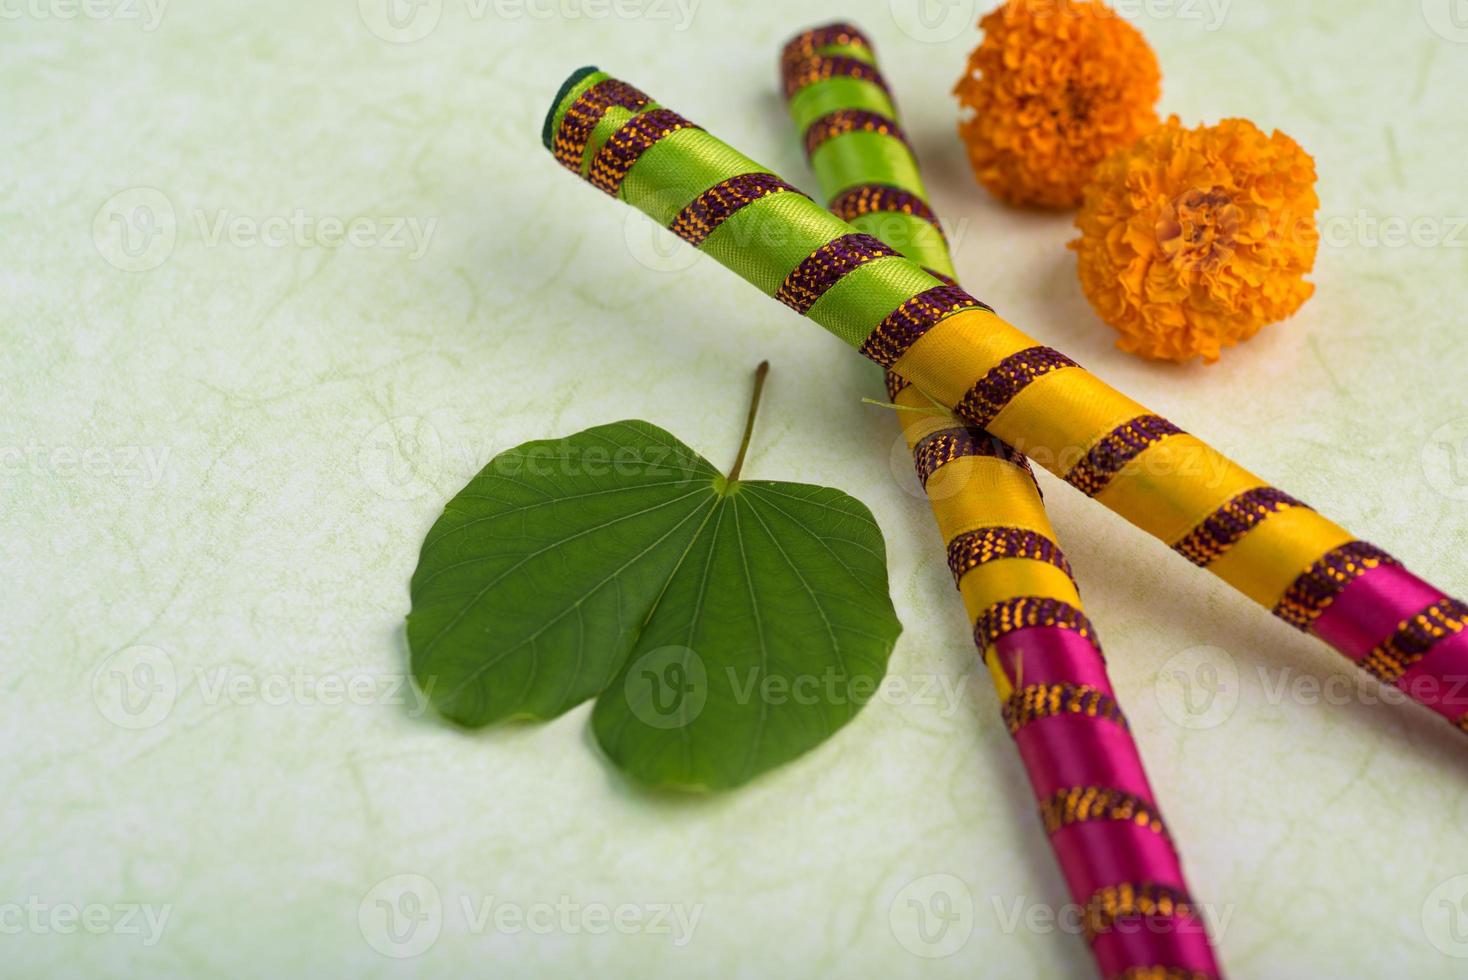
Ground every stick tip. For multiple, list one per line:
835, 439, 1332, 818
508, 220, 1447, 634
541, 65, 601, 152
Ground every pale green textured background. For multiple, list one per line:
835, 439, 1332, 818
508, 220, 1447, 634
6, 0, 1468, 976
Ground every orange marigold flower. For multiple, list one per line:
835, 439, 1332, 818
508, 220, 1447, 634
954, 0, 1161, 209
1071, 116, 1320, 364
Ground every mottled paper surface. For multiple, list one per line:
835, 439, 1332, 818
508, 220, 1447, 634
5, 1, 1468, 976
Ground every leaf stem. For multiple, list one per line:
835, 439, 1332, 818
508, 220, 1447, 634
726, 360, 770, 484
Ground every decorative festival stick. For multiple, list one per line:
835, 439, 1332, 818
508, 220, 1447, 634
773, 23, 1223, 979
540, 67, 1468, 735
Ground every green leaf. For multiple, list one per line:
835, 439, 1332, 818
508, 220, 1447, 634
408, 411, 902, 791
590, 479, 901, 790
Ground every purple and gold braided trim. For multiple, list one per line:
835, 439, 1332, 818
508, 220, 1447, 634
775, 232, 900, 314
947, 526, 1072, 585
859, 285, 989, 368
828, 184, 946, 243
803, 108, 909, 160
1065, 415, 1187, 498
782, 54, 890, 101
884, 369, 911, 402
552, 78, 651, 173
780, 22, 873, 75
975, 597, 1099, 653
1173, 487, 1309, 567
587, 109, 700, 196
668, 172, 808, 248
915, 428, 1030, 488
924, 268, 959, 287
1082, 882, 1198, 943
1360, 597, 1468, 684
1109, 969, 1215, 980
1040, 787, 1169, 839
958, 346, 1080, 429
1003, 683, 1129, 735
1273, 541, 1400, 631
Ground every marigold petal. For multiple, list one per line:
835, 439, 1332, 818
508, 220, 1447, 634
1072, 117, 1320, 364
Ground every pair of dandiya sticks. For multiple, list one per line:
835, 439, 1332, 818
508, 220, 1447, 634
541, 20, 1468, 979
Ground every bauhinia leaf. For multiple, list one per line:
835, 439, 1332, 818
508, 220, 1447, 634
408, 367, 902, 790
589, 479, 900, 790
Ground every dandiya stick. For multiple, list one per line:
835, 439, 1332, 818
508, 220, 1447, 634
540, 64, 1468, 718
774, 22, 1224, 979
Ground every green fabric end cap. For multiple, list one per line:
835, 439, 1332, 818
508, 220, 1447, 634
541, 65, 600, 151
